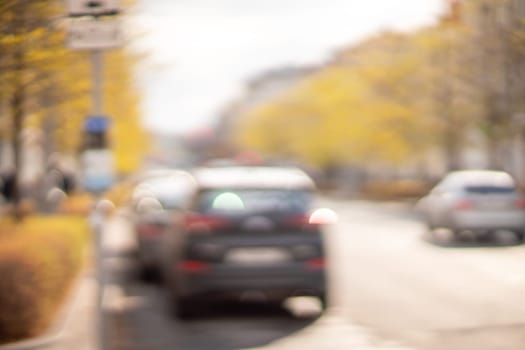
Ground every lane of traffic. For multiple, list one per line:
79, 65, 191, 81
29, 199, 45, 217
324, 200, 525, 350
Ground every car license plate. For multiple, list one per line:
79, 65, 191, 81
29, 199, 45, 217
479, 199, 510, 210
225, 248, 290, 265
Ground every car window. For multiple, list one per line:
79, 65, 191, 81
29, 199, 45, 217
196, 189, 311, 214
463, 185, 516, 194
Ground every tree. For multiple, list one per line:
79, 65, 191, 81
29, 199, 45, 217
236, 32, 434, 173
0, 0, 65, 217
0, 0, 148, 217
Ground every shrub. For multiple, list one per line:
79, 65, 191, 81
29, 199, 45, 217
0, 216, 89, 343
58, 193, 95, 216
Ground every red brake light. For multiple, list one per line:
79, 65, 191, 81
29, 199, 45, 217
137, 223, 162, 237
185, 214, 231, 233
516, 198, 525, 209
286, 209, 338, 228
454, 199, 473, 210
285, 214, 311, 228
305, 258, 325, 270
177, 260, 210, 273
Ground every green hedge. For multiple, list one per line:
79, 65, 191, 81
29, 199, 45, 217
0, 217, 89, 343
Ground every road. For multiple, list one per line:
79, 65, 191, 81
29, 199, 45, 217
101, 199, 525, 350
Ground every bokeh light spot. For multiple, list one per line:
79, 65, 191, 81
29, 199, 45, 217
309, 208, 338, 225
212, 192, 245, 210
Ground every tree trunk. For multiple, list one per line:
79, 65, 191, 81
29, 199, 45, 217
10, 81, 24, 221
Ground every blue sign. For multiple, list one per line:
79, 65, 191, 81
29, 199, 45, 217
84, 115, 110, 133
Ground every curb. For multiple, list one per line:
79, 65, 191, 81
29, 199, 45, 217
0, 269, 94, 350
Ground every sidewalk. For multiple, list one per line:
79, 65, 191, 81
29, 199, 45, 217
45, 273, 98, 350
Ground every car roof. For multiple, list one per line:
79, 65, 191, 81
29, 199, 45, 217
192, 166, 316, 190
133, 169, 189, 182
442, 170, 515, 187
132, 171, 197, 199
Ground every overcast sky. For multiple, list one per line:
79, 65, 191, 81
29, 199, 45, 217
128, 0, 445, 135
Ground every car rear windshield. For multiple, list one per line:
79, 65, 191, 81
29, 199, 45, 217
196, 189, 311, 214
464, 185, 516, 194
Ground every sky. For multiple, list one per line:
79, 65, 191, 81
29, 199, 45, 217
128, 0, 445, 135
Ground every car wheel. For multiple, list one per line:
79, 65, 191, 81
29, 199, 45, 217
449, 229, 462, 242
318, 293, 328, 311
515, 231, 525, 243
171, 296, 197, 320
139, 264, 159, 283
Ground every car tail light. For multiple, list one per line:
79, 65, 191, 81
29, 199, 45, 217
177, 260, 210, 273
454, 199, 473, 210
137, 223, 163, 237
305, 258, 325, 270
185, 214, 231, 233
286, 209, 338, 229
285, 214, 311, 228
515, 198, 525, 209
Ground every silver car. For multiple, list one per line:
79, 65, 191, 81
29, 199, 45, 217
417, 170, 525, 240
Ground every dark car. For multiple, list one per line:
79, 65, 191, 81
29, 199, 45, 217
130, 170, 196, 278
161, 166, 327, 318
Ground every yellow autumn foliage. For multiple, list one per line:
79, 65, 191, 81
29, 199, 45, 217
236, 32, 434, 168
0, 0, 148, 176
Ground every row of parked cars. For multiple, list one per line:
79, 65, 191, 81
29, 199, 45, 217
127, 165, 329, 319
124, 166, 525, 317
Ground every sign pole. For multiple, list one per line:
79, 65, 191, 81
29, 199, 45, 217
91, 48, 107, 350
91, 49, 103, 115
66, 3, 121, 349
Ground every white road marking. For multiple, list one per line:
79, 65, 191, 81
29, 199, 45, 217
246, 310, 415, 350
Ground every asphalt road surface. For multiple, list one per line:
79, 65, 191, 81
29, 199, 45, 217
101, 199, 525, 350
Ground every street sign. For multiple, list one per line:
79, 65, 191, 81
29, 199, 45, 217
84, 116, 110, 149
68, 19, 122, 50
67, 0, 120, 16
84, 115, 110, 132
81, 149, 115, 192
